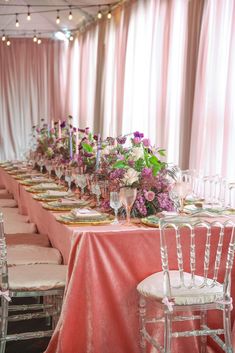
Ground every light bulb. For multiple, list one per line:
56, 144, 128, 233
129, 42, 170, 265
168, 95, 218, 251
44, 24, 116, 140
37, 38, 42, 44
15, 14, 19, 27
56, 10, 60, 24
33, 35, 37, 42
27, 6, 31, 20
69, 34, 74, 41
69, 11, 73, 20
97, 11, 102, 19
6, 39, 11, 46
107, 11, 112, 20
2, 33, 6, 41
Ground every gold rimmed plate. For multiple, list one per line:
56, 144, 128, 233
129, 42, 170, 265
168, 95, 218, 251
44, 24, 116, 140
33, 192, 73, 202
26, 185, 65, 193
56, 213, 114, 226
141, 215, 160, 228
42, 200, 90, 211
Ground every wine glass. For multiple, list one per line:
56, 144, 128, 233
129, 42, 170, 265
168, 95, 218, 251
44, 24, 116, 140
119, 187, 137, 225
75, 175, 87, 197
173, 173, 192, 213
45, 160, 53, 179
91, 183, 101, 206
110, 192, 122, 224
55, 166, 63, 184
65, 169, 73, 193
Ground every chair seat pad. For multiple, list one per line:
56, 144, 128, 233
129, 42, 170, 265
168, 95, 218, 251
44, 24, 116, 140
7, 264, 67, 291
6, 233, 50, 247
7, 245, 62, 266
137, 270, 223, 305
5, 222, 37, 234
0, 199, 17, 208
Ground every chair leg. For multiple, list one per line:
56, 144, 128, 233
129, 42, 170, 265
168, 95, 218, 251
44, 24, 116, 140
0, 297, 9, 353
164, 311, 172, 353
200, 310, 207, 353
223, 305, 233, 353
139, 296, 147, 353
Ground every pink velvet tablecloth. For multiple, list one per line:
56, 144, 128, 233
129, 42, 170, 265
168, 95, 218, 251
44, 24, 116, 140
0, 167, 235, 353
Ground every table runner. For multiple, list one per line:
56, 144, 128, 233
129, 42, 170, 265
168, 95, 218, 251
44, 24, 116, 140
0, 166, 235, 353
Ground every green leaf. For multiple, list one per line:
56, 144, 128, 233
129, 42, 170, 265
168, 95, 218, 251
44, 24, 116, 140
135, 158, 145, 172
82, 143, 93, 153
158, 149, 166, 157
113, 160, 127, 169
149, 155, 160, 166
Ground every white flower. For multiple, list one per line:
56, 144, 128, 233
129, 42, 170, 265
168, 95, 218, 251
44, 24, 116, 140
122, 168, 139, 186
101, 145, 114, 156
131, 146, 144, 161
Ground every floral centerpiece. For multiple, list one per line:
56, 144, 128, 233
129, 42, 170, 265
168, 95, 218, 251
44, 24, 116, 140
99, 131, 174, 216
30, 119, 174, 217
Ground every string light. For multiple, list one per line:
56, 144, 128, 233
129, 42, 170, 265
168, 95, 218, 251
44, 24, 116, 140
69, 34, 74, 41
68, 6, 73, 20
56, 10, 60, 24
2, 31, 6, 41
107, 8, 112, 20
27, 5, 31, 21
97, 6, 102, 19
37, 38, 42, 44
15, 13, 19, 27
6, 38, 10, 46
33, 31, 37, 42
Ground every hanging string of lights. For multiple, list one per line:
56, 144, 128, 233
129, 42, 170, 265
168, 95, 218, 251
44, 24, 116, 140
0, 1, 123, 46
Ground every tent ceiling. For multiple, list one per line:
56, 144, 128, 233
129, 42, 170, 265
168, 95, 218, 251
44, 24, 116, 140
0, 0, 119, 38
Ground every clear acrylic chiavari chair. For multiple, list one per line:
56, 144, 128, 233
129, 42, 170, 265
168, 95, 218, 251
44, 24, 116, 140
0, 212, 67, 353
137, 217, 235, 353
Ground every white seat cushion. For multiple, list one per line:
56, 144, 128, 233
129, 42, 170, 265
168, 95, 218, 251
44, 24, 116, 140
137, 270, 223, 305
6, 233, 50, 247
7, 264, 67, 291
7, 245, 62, 266
5, 222, 37, 234
0, 199, 17, 208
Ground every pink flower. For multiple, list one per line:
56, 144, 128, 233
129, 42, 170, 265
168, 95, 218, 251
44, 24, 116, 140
142, 138, 151, 147
133, 137, 141, 144
144, 190, 155, 202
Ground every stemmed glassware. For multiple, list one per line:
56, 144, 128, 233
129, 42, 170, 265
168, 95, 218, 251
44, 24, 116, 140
110, 192, 122, 224
91, 183, 101, 206
75, 175, 87, 198
65, 169, 73, 193
173, 172, 192, 213
55, 166, 63, 184
119, 187, 137, 225
45, 160, 53, 179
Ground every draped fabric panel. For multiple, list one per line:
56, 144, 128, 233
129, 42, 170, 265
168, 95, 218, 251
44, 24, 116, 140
0, 39, 73, 160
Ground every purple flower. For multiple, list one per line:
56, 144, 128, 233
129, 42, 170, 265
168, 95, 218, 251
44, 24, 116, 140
110, 169, 125, 180
135, 194, 147, 216
142, 138, 151, 147
134, 131, 144, 138
141, 168, 153, 178
157, 193, 174, 211
60, 121, 66, 128
93, 134, 98, 141
85, 127, 90, 134
117, 136, 127, 144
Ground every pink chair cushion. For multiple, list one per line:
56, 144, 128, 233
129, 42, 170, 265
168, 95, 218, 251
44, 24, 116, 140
0, 189, 13, 199
7, 264, 67, 291
5, 222, 37, 234
0, 199, 17, 208
7, 245, 62, 266
6, 233, 50, 247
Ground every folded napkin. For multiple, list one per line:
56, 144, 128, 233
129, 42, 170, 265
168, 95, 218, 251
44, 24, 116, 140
46, 190, 68, 197
60, 199, 87, 205
71, 208, 101, 219
35, 183, 58, 188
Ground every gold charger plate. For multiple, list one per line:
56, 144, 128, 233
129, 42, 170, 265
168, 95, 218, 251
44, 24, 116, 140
42, 201, 89, 211
141, 215, 160, 228
56, 213, 114, 226
33, 193, 73, 202
26, 186, 65, 193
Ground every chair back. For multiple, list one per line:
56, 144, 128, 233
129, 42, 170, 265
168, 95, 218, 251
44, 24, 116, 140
159, 217, 235, 299
0, 212, 9, 292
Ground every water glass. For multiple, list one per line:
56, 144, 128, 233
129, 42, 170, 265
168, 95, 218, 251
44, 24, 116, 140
55, 166, 63, 184
65, 169, 73, 193
110, 192, 122, 224
119, 187, 137, 224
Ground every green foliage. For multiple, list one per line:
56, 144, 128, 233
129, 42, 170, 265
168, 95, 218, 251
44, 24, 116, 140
82, 143, 93, 153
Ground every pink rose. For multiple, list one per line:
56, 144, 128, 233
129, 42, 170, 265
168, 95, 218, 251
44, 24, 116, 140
133, 137, 141, 144
144, 190, 155, 202
142, 138, 151, 147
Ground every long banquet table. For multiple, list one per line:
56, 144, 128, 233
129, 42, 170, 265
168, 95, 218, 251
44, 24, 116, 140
0, 166, 235, 353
